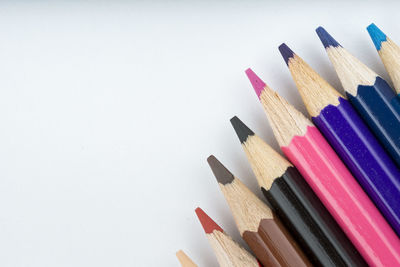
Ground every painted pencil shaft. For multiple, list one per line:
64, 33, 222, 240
242, 216, 308, 267
316, 26, 400, 168
348, 79, 400, 166
230, 117, 366, 267
314, 98, 400, 235
280, 43, 400, 238
282, 125, 400, 267
265, 167, 365, 267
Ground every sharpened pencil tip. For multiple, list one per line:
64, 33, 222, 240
207, 155, 235, 185
316, 26, 341, 48
176, 250, 197, 266
367, 23, 387, 51
278, 43, 295, 66
195, 207, 223, 234
230, 116, 254, 144
245, 68, 266, 98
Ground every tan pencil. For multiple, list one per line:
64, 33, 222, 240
176, 250, 197, 267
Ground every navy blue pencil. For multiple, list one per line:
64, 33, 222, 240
316, 26, 400, 173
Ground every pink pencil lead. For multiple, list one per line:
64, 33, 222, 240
245, 68, 266, 99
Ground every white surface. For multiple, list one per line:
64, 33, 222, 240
0, 2, 398, 266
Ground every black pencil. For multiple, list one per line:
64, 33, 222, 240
230, 116, 367, 267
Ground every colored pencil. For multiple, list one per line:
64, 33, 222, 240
316, 26, 400, 168
195, 207, 260, 267
176, 250, 198, 267
279, 43, 400, 237
230, 116, 366, 267
245, 68, 400, 266
207, 155, 311, 267
367, 23, 400, 94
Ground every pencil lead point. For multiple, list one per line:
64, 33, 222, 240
278, 43, 295, 66
367, 23, 387, 51
245, 68, 266, 98
316, 26, 341, 48
207, 155, 235, 185
195, 207, 223, 234
230, 116, 254, 144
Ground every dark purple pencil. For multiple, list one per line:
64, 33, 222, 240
279, 43, 400, 237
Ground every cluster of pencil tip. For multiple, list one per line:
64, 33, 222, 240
177, 24, 400, 267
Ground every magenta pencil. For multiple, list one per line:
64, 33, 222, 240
245, 68, 400, 266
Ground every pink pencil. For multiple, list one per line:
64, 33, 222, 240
245, 68, 400, 266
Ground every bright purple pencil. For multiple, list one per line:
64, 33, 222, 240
279, 43, 400, 237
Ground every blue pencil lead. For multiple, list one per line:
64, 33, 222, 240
316, 27, 341, 48
367, 23, 387, 51
278, 43, 295, 66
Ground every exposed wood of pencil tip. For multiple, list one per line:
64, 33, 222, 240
196, 208, 259, 267
220, 177, 274, 234
176, 250, 198, 267
325, 45, 377, 96
243, 134, 292, 190
379, 38, 400, 94
207, 229, 260, 267
207, 155, 273, 234
230, 116, 292, 190
288, 54, 343, 117
259, 87, 312, 147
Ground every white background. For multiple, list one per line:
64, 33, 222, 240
0, 1, 398, 266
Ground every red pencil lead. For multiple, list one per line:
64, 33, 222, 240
195, 207, 223, 234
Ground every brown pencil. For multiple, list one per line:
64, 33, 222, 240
195, 207, 259, 267
176, 250, 198, 267
207, 155, 311, 267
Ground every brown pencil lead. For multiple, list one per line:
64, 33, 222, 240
207, 155, 234, 185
